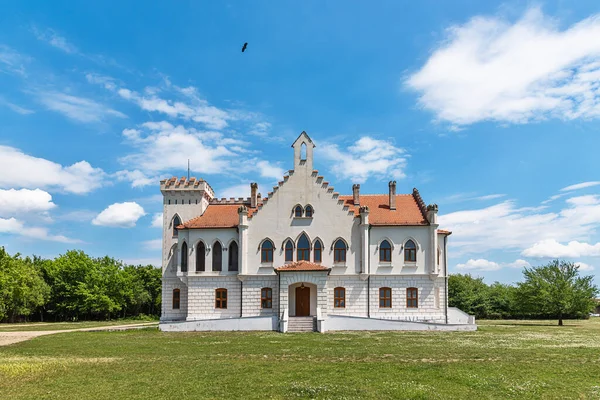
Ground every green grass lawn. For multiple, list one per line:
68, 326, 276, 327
1, 318, 599, 399
0, 319, 158, 332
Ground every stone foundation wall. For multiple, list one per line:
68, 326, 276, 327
186, 276, 241, 320
161, 277, 188, 321
326, 275, 368, 317
368, 276, 445, 322
241, 276, 279, 317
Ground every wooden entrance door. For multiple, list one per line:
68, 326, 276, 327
295, 286, 310, 316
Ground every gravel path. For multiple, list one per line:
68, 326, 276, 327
0, 322, 158, 347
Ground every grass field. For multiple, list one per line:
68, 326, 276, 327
1, 318, 599, 399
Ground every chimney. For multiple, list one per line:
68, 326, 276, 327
352, 184, 360, 206
250, 183, 258, 208
388, 181, 396, 210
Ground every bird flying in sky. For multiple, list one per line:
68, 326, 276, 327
242, 42, 248, 52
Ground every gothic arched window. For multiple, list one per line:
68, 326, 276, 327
196, 242, 205, 272
285, 240, 294, 262
181, 242, 188, 272
334, 239, 347, 263
305, 205, 313, 218
212, 241, 222, 271
314, 240, 323, 263
297, 233, 310, 261
404, 240, 417, 262
294, 205, 303, 218
261, 240, 274, 263
379, 240, 392, 262
228, 241, 238, 272
172, 215, 181, 237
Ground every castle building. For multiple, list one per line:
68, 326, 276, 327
159, 132, 475, 332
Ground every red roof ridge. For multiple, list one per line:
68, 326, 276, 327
275, 260, 331, 271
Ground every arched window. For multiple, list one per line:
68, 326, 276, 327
228, 241, 238, 272
172, 215, 181, 237
215, 288, 227, 309
305, 205, 313, 218
379, 287, 392, 308
407, 287, 418, 308
285, 240, 294, 262
379, 240, 392, 262
261, 240, 274, 263
314, 240, 323, 263
196, 242, 205, 272
404, 240, 417, 262
261, 288, 272, 309
334, 287, 345, 308
334, 239, 347, 263
294, 205, 303, 218
172, 289, 180, 309
181, 242, 188, 272
300, 142, 307, 160
297, 233, 310, 261
212, 241, 222, 271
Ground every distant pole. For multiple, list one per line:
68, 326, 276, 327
187, 159, 190, 180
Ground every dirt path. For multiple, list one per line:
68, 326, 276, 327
0, 322, 158, 347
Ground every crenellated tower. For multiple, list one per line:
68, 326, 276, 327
160, 177, 215, 271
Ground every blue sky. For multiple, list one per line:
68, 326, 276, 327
1, 1, 600, 284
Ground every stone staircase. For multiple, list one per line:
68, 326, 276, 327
288, 316, 316, 332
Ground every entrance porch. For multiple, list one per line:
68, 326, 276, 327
274, 261, 331, 333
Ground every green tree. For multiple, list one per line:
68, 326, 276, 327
516, 260, 598, 326
0, 248, 49, 322
448, 274, 491, 318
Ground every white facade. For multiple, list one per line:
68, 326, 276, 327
159, 132, 473, 332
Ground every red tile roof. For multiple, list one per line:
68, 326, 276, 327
179, 204, 259, 229
437, 229, 452, 235
339, 194, 429, 226
275, 261, 331, 271
179, 191, 429, 229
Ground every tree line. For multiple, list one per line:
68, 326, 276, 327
0, 247, 161, 323
449, 260, 598, 325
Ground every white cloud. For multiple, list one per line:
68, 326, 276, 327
560, 181, 600, 192
33, 27, 78, 54
0, 45, 29, 76
475, 194, 506, 201
257, 161, 285, 180
575, 262, 594, 271
0, 217, 79, 243
92, 202, 146, 228
504, 259, 531, 269
36, 91, 126, 123
440, 194, 600, 256
117, 87, 231, 130
142, 239, 162, 250
0, 146, 105, 194
151, 213, 163, 228
321, 137, 408, 183
522, 239, 600, 258
85, 73, 117, 91
407, 7, 600, 127
456, 259, 501, 271
456, 258, 532, 271
0, 189, 56, 218
248, 122, 271, 137
0, 97, 34, 115
114, 169, 158, 188
117, 123, 240, 184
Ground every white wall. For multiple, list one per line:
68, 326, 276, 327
369, 226, 432, 275
245, 161, 361, 274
